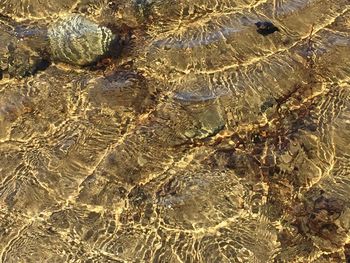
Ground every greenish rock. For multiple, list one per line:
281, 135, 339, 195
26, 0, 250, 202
48, 14, 118, 66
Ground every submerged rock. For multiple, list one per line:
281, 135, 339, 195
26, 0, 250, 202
0, 13, 121, 78
48, 14, 119, 66
255, 21, 279, 36
0, 21, 50, 79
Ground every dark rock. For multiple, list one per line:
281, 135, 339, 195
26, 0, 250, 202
255, 21, 279, 36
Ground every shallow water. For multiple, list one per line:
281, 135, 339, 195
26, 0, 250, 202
0, 0, 350, 262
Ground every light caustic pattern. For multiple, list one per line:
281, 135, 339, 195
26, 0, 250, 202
0, 0, 350, 262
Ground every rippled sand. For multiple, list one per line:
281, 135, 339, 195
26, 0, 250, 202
0, 0, 350, 262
